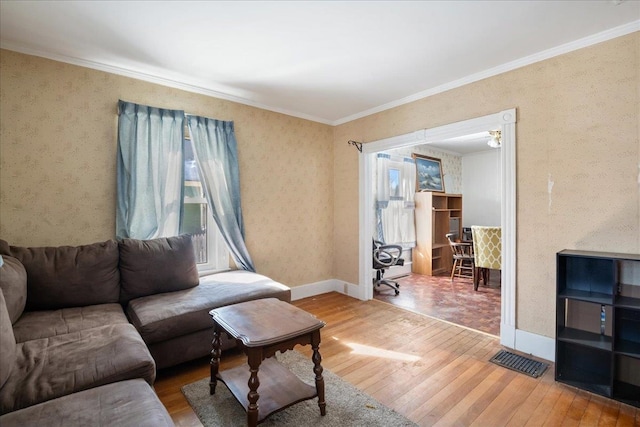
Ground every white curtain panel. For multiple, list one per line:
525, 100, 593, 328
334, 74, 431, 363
375, 154, 416, 248
186, 116, 255, 272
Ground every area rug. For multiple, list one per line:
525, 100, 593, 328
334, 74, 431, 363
182, 350, 417, 426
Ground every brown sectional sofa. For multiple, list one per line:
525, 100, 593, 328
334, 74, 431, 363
129, 270, 292, 369
0, 379, 175, 427
0, 235, 291, 425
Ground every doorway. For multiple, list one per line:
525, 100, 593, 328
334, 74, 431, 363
372, 135, 502, 336
358, 109, 517, 348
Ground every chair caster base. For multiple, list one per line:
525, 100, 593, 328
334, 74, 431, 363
374, 282, 400, 296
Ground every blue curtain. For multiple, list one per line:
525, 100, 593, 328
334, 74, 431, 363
187, 116, 255, 272
116, 100, 185, 239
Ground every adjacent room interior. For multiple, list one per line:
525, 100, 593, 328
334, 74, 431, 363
372, 131, 503, 337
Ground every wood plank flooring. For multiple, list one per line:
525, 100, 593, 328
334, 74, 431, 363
154, 292, 639, 426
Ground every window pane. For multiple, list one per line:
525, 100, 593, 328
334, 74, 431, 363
389, 168, 400, 197
184, 140, 203, 198
182, 203, 207, 264
182, 138, 229, 272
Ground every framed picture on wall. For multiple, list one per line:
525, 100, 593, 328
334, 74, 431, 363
413, 153, 444, 192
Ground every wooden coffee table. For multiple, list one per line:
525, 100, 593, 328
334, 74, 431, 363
209, 298, 326, 426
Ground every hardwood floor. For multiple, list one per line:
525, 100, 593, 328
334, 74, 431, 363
374, 272, 501, 336
155, 292, 639, 426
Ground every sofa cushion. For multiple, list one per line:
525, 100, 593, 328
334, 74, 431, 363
119, 234, 199, 304
12, 303, 129, 342
0, 240, 120, 311
0, 290, 16, 390
0, 323, 156, 414
147, 327, 238, 370
127, 270, 291, 346
0, 256, 27, 324
0, 379, 175, 427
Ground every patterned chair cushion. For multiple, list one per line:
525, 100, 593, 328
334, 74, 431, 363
471, 226, 502, 270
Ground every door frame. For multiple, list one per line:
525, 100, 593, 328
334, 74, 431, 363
357, 108, 517, 348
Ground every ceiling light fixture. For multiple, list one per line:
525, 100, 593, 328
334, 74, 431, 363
487, 130, 502, 148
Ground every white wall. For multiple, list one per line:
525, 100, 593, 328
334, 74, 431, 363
462, 149, 501, 227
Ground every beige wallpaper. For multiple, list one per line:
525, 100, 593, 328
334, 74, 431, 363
1, 32, 638, 340
334, 32, 640, 338
0, 49, 334, 287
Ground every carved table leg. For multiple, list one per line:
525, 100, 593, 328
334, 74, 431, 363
246, 349, 262, 427
311, 330, 326, 416
210, 324, 221, 395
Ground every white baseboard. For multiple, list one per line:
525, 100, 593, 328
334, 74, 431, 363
499, 322, 516, 350
289, 279, 358, 301
514, 329, 555, 362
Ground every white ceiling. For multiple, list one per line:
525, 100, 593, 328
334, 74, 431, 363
429, 132, 498, 155
1, 1, 638, 125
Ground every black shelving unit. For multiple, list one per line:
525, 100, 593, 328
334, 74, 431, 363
556, 250, 640, 408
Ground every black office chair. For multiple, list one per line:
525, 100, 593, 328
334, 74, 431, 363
373, 240, 404, 295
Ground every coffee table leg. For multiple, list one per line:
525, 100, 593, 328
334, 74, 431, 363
210, 323, 221, 395
311, 330, 326, 416
247, 349, 261, 427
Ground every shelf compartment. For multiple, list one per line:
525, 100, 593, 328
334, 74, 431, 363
614, 308, 640, 357
557, 254, 615, 302
613, 355, 640, 408
556, 341, 612, 397
431, 195, 447, 209
615, 339, 640, 357
613, 381, 640, 408
218, 357, 318, 422
557, 327, 612, 351
557, 299, 612, 345
614, 295, 640, 309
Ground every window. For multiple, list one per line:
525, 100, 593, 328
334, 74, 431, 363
181, 138, 229, 273
388, 168, 400, 198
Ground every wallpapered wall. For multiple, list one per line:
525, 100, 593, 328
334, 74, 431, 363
333, 32, 640, 338
1, 33, 638, 340
0, 49, 334, 287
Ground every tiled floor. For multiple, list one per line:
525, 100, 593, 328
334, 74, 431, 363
374, 270, 501, 336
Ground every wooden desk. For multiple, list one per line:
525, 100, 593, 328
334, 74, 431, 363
209, 298, 326, 426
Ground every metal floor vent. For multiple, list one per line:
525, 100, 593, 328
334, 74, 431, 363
489, 350, 548, 378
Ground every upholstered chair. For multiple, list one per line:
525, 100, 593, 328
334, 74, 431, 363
471, 226, 501, 291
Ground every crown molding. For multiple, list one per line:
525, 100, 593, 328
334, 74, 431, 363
332, 20, 640, 126
2, 19, 637, 127
0, 41, 334, 125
